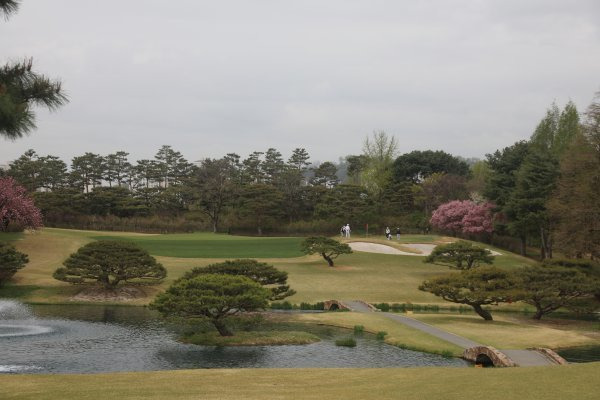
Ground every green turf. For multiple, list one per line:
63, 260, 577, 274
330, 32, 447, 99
1, 363, 599, 400
0, 232, 25, 242
91, 233, 305, 258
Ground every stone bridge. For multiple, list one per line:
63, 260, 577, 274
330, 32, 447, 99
463, 346, 567, 367
323, 300, 351, 311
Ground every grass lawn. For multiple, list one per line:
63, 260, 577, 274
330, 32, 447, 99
1, 363, 599, 400
293, 312, 463, 356
409, 313, 600, 349
0, 228, 547, 306
1, 227, 595, 355
92, 232, 305, 258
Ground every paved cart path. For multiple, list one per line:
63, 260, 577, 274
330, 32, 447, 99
341, 300, 559, 366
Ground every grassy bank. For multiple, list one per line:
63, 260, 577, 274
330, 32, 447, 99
293, 312, 464, 356
409, 313, 600, 349
2, 363, 599, 400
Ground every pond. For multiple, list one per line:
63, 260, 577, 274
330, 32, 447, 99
0, 300, 467, 374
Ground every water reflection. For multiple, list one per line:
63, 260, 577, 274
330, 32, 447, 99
0, 303, 468, 373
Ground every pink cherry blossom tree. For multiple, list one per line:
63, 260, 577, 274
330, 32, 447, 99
462, 202, 495, 233
0, 177, 43, 231
430, 200, 494, 235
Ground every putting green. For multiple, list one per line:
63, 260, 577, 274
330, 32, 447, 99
92, 233, 305, 258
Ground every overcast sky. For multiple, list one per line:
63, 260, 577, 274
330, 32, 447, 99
1, 0, 599, 165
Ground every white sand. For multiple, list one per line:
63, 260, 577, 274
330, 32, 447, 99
348, 242, 424, 256
348, 242, 502, 256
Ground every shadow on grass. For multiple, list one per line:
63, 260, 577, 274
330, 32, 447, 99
0, 285, 41, 299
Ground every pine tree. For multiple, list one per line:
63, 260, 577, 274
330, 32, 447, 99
1, 2, 67, 139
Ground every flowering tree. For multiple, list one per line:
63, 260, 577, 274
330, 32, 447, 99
0, 177, 43, 231
430, 200, 494, 234
462, 202, 495, 233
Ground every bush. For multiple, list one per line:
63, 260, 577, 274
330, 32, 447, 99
53, 240, 166, 289
300, 236, 352, 267
440, 350, 454, 358
353, 325, 364, 335
182, 259, 295, 300
376, 331, 387, 340
335, 337, 357, 347
424, 240, 495, 270
150, 274, 271, 336
299, 302, 325, 310
0, 242, 28, 287
374, 302, 390, 312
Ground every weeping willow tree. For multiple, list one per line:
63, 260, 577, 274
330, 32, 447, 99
0, 0, 68, 139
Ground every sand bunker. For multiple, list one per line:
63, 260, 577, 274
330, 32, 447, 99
348, 242, 425, 256
348, 242, 502, 256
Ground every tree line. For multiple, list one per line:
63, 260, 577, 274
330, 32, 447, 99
1, 138, 478, 235
479, 96, 600, 260
2, 93, 599, 264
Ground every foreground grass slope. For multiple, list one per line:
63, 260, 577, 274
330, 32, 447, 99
2, 363, 599, 400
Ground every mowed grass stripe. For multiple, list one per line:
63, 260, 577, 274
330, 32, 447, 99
92, 234, 305, 258
1, 363, 599, 400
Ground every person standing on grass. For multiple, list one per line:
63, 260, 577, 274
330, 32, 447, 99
396, 227, 401, 240
385, 226, 391, 240
340, 225, 346, 237
345, 224, 351, 238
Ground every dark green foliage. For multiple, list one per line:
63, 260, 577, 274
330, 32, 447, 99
514, 264, 600, 320
192, 157, 237, 233
542, 258, 600, 276
7, 149, 67, 192
484, 141, 530, 208
505, 148, 559, 258
0, 58, 68, 139
181, 259, 295, 300
269, 301, 325, 310
300, 301, 325, 310
353, 325, 364, 335
393, 150, 470, 183
311, 162, 339, 187
424, 241, 494, 270
0, 241, 28, 287
376, 331, 387, 340
300, 236, 352, 267
53, 240, 166, 289
345, 154, 368, 184
236, 183, 284, 235
419, 267, 519, 320
335, 337, 357, 347
0, 0, 19, 17
547, 132, 600, 260
313, 184, 374, 223
150, 274, 270, 336
374, 302, 390, 311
